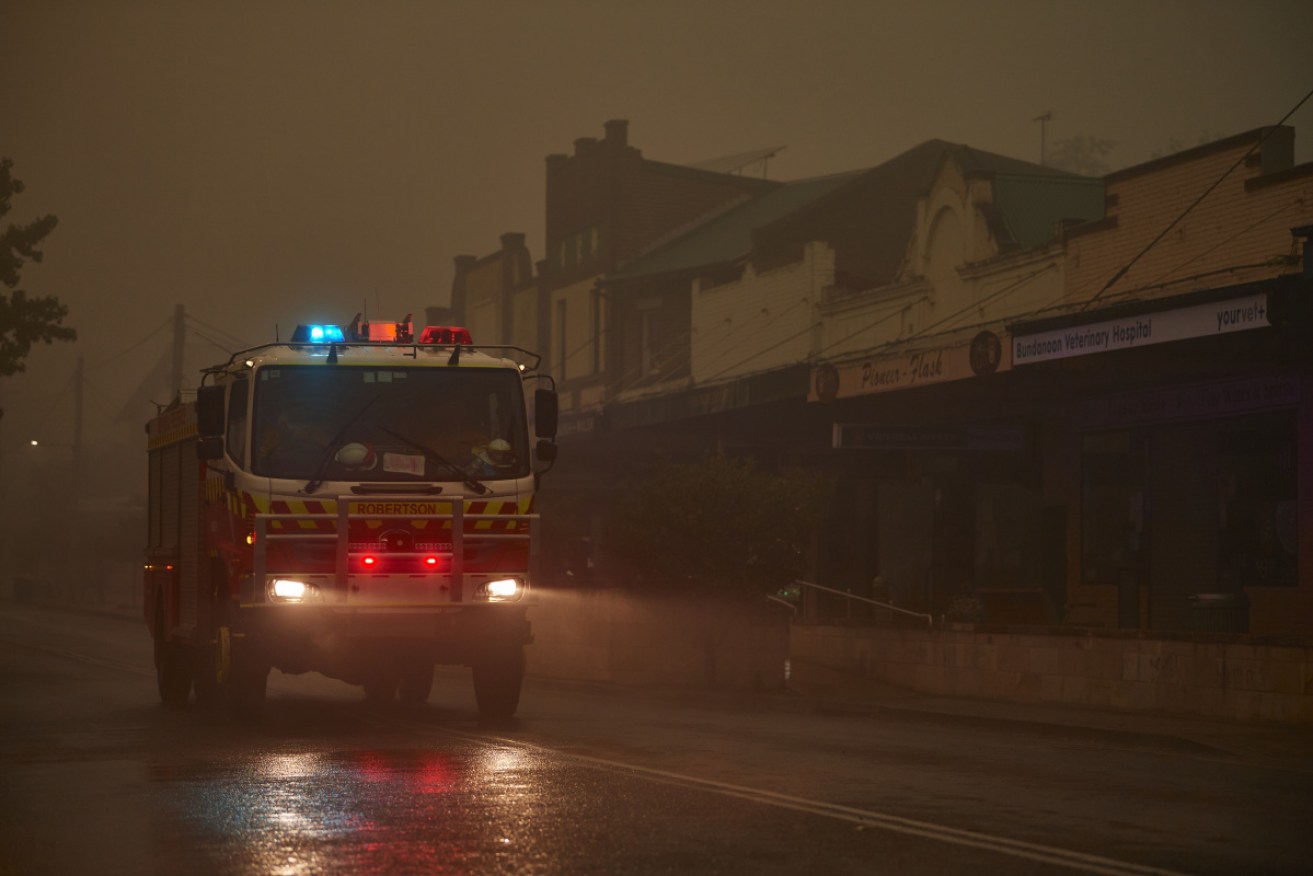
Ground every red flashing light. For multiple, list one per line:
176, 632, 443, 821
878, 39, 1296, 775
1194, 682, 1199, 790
345, 314, 414, 343
419, 325, 472, 345
361, 556, 378, 568
423, 556, 440, 568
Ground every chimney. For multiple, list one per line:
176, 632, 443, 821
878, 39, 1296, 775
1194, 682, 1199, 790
604, 118, 629, 150
1260, 126, 1295, 175
450, 255, 477, 322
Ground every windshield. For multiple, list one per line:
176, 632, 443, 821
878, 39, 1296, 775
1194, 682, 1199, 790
249, 365, 529, 482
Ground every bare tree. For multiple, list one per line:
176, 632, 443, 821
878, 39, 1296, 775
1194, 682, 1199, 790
1047, 134, 1118, 177
1149, 130, 1224, 161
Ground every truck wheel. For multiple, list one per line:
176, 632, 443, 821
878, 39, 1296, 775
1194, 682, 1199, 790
154, 638, 192, 707
472, 646, 524, 720
398, 663, 434, 707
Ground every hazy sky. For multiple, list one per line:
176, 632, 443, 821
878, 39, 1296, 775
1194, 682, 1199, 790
2, 0, 1311, 450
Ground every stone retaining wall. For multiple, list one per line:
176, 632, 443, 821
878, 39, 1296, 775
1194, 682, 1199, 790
791, 622, 1313, 725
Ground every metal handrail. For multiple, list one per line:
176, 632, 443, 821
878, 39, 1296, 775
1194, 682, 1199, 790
793, 579, 934, 627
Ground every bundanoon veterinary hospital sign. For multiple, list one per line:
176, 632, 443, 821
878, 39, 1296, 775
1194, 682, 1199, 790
1012, 292, 1270, 366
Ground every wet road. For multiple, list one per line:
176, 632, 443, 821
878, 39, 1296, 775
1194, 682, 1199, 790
1, 605, 1310, 875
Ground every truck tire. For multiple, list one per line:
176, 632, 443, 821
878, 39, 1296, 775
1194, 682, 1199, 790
472, 646, 524, 720
398, 662, 434, 707
154, 638, 192, 707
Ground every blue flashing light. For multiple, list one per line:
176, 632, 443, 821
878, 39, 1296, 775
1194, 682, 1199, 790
291, 324, 346, 344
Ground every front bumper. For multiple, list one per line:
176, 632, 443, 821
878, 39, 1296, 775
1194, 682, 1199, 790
233, 602, 532, 681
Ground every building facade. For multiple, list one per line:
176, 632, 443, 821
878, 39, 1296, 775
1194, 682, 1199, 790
452, 121, 1313, 636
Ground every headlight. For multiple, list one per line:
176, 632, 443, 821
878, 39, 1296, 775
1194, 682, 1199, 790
269, 578, 319, 603
483, 578, 522, 602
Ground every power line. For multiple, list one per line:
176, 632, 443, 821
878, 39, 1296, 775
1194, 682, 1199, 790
89, 313, 172, 368
806, 262, 1055, 373
811, 295, 929, 361
703, 319, 822, 384
908, 263, 1057, 341
694, 298, 809, 376
187, 326, 243, 357
1145, 198, 1302, 288
1082, 84, 1313, 310
185, 312, 255, 351
607, 323, 694, 396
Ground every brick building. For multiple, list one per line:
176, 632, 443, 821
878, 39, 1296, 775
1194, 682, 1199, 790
1008, 127, 1313, 634
451, 121, 1313, 637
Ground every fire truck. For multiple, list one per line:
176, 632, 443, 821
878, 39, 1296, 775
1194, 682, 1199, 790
143, 316, 557, 720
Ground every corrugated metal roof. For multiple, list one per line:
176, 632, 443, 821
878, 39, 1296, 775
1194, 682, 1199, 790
992, 173, 1104, 249
607, 139, 1100, 284
608, 170, 865, 281
686, 146, 787, 175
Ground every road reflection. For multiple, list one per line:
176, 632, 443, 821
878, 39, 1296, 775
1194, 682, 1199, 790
155, 743, 549, 875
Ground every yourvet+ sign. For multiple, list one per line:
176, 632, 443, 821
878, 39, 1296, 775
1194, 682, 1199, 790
1012, 293, 1269, 365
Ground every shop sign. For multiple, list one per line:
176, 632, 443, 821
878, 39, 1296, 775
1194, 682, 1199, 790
1013, 293, 1269, 365
556, 412, 598, 438
810, 332, 1011, 402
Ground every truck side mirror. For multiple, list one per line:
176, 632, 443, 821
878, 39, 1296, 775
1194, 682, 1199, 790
534, 388, 558, 439
197, 435, 224, 461
535, 439, 558, 463
196, 385, 225, 438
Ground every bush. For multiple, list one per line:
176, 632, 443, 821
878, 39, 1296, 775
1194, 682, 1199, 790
607, 454, 826, 599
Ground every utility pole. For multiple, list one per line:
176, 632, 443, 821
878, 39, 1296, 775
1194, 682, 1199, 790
170, 303, 185, 400
71, 354, 85, 602
73, 354, 83, 496
1033, 110, 1053, 166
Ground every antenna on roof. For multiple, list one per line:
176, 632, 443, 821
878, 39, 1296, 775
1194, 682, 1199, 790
687, 146, 786, 179
1033, 111, 1053, 166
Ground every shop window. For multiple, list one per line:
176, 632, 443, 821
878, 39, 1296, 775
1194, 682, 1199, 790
1218, 411, 1297, 588
1080, 431, 1145, 587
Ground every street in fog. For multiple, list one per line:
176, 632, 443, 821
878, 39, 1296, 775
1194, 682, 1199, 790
2, 604, 1310, 876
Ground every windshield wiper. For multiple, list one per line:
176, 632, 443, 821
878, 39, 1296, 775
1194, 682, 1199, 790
379, 427, 490, 495
302, 396, 380, 494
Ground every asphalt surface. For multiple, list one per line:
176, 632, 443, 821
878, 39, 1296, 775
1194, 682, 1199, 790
33, 593, 1313, 768
4, 600, 1312, 876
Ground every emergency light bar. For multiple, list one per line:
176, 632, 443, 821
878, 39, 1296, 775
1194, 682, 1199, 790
348, 314, 414, 343
288, 320, 473, 346
419, 325, 473, 345
290, 324, 346, 344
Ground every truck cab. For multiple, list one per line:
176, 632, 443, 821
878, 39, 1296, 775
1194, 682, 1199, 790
144, 317, 557, 719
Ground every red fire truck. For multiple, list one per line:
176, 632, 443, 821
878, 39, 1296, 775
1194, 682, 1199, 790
143, 316, 557, 719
